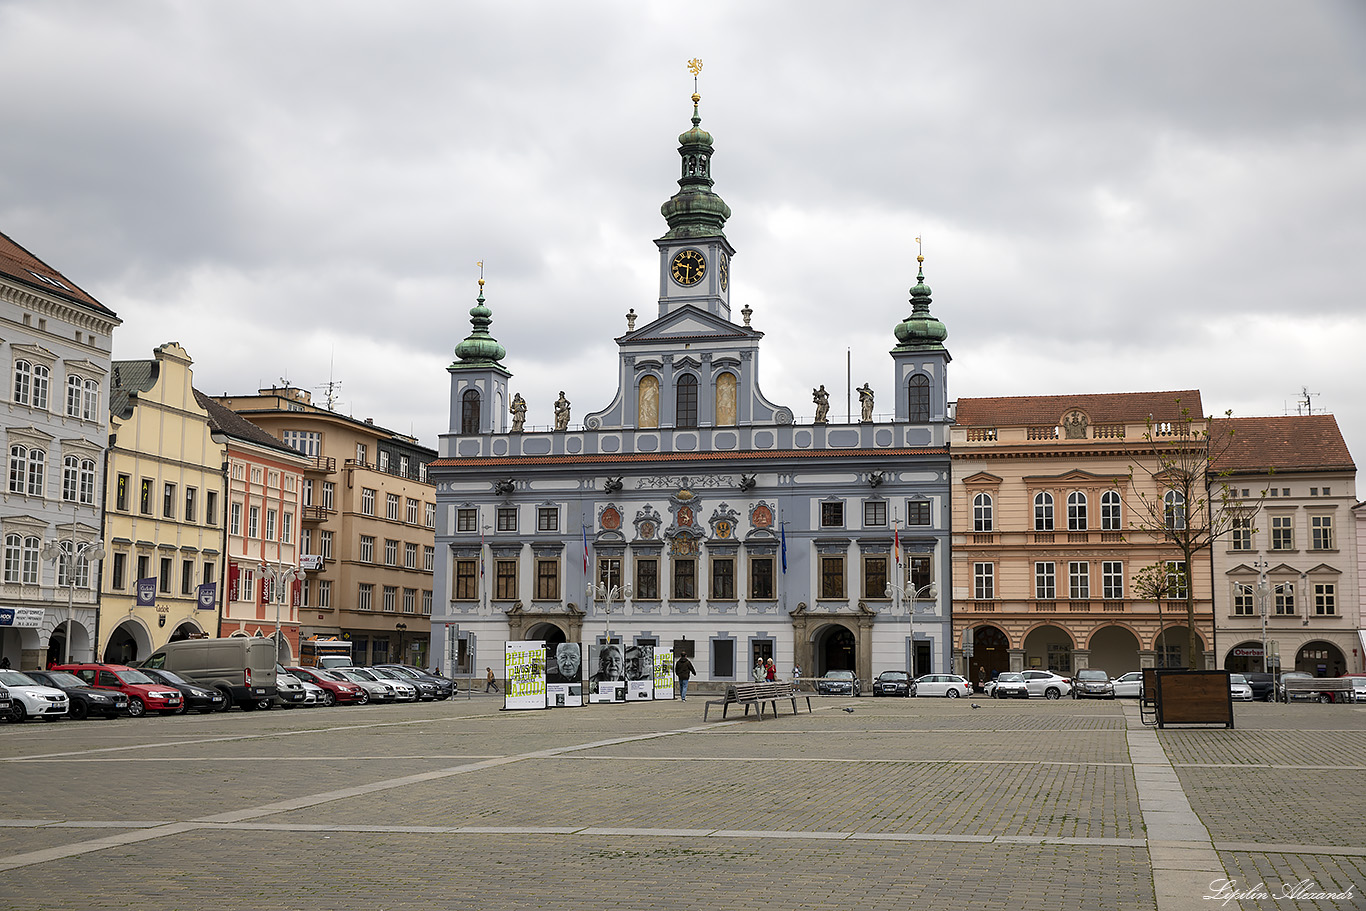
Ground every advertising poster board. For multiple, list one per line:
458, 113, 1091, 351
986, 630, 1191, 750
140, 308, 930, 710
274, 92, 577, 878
587, 643, 626, 703
545, 641, 584, 708
504, 641, 547, 710
653, 649, 675, 700
626, 644, 654, 700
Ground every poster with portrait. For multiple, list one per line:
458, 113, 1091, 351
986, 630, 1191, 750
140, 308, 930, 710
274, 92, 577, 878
587, 643, 627, 703
653, 648, 675, 700
545, 641, 584, 708
504, 640, 547, 710
625, 644, 654, 700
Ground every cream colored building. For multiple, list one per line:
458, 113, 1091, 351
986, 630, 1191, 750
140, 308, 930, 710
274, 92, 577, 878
103, 343, 225, 661
951, 391, 1216, 680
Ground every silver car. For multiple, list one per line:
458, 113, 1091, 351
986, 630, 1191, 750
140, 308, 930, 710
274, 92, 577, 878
362, 667, 419, 701
1228, 673, 1254, 701
1112, 671, 1144, 698
334, 668, 398, 703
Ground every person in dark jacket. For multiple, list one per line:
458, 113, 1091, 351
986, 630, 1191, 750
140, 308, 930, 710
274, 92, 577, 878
675, 654, 696, 701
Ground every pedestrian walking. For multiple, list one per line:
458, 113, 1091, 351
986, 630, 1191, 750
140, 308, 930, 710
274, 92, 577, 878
753, 658, 766, 683
765, 658, 777, 682
675, 653, 695, 701
485, 667, 499, 693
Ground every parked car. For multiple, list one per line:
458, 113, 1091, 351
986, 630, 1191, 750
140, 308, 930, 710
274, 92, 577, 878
1243, 672, 1276, 702
360, 667, 419, 701
373, 664, 455, 700
140, 638, 277, 710
912, 673, 972, 698
871, 670, 911, 697
27, 670, 130, 719
1071, 668, 1115, 699
1277, 671, 1318, 702
0, 685, 10, 718
985, 672, 1029, 699
0, 669, 70, 721
1112, 671, 1144, 698
286, 666, 367, 706
1020, 670, 1072, 699
138, 668, 227, 713
815, 669, 861, 696
290, 673, 328, 706
333, 667, 398, 702
57, 663, 182, 717
1345, 675, 1366, 704
272, 665, 307, 708
1228, 673, 1254, 701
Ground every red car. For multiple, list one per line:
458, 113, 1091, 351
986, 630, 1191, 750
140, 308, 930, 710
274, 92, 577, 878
57, 663, 183, 717
287, 666, 368, 706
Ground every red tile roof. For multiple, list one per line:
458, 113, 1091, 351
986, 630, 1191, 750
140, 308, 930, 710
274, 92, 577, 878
955, 390, 1202, 426
1210, 415, 1355, 474
432, 446, 945, 469
0, 229, 112, 315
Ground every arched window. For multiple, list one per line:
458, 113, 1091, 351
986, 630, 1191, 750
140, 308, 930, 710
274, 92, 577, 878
715, 372, 737, 426
9, 445, 28, 494
1164, 490, 1187, 530
1067, 491, 1088, 531
908, 375, 931, 422
637, 375, 659, 428
83, 378, 99, 420
66, 374, 83, 417
63, 455, 80, 502
27, 448, 44, 495
3, 534, 20, 583
1101, 491, 1122, 530
80, 459, 97, 505
22, 536, 39, 584
461, 389, 481, 434
33, 364, 49, 410
676, 374, 698, 428
973, 493, 994, 532
1034, 492, 1054, 531
13, 360, 31, 405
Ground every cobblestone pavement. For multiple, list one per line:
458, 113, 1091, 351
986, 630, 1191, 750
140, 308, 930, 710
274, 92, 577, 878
0, 695, 1362, 910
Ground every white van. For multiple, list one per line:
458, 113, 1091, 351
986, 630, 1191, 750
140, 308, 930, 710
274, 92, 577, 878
143, 638, 277, 710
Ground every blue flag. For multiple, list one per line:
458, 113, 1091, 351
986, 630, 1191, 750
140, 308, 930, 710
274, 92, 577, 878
780, 524, 787, 574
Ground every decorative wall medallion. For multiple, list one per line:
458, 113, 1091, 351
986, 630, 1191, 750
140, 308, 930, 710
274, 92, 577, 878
677, 506, 693, 528
639, 521, 656, 540
600, 507, 622, 531
714, 519, 733, 539
751, 504, 773, 529
671, 533, 698, 556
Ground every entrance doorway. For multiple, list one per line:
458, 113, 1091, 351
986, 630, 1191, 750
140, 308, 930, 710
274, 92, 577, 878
818, 626, 855, 675
1294, 641, 1346, 677
966, 625, 1009, 687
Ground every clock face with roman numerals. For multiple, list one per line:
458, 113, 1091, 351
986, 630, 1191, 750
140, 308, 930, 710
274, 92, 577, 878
670, 249, 706, 286
718, 254, 728, 291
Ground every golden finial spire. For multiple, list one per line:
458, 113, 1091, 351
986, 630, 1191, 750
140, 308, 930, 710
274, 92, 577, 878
687, 58, 703, 102
914, 236, 924, 264
477, 260, 485, 288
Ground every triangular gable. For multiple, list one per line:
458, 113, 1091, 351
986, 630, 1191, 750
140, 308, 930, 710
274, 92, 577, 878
618, 304, 757, 345
1304, 562, 1341, 576
1023, 468, 1126, 483
962, 471, 1003, 485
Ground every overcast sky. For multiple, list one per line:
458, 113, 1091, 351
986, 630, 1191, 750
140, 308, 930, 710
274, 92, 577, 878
3, 1, 1364, 463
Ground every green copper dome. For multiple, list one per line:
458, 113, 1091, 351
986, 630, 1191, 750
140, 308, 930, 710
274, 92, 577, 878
893, 257, 948, 351
660, 93, 731, 240
451, 279, 507, 367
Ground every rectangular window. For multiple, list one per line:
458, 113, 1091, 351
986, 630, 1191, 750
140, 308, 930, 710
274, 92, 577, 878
281, 430, 321, 457
973, 563, 994, 600
403, 588, 415, 614
229, 502, 243, 536
140, 478, 153, 514
320, 530, 333, 560
1233, 584, 1255, 616
1068, 561, 1090, 600
405, 542, 418, 569
406, 498, 419, 524
361, 488, 376, 516
379, 450, 390, 472
497, 507, 517, 532
635, 557, 659, 599
536, 559, 559, 600
385, 539, 398, 566
750, 556, 775, 600
359, 535, 374, 562
1230, 516, 1252, 551
494, 560, 517, 600
425, 502, 436, 528
318, 580, 332, 608
1271, 515, 1293, 550
181, 559, 195, 595
673, 558, 696, 599
281, 512, 293, 544
1102, 561, 1123, 599
1166, 561, 1188, 600
184, 487, 197, 523
711, 556, 735, 599
115, 474, 130, 511
1311, 515, 1334, 550
537, 507, 559, 532
422, 590, 432, 615
863, 555, 888, 599
385, 493, 400, 520
302, 478, 313, 506
423, 545, 434, 572
906, 500, 931, 526
265, 509, 277, 541
1035, 562, 1056, 600
863, 501, 886, 526
457, 508, 478, 532
321, 482, 334, 510
356, 443, 368, 464
908, 554, 932, 592
111, 552, 126, 590
1314, 583, 1336, 616
159, 557, 172, 594
596, 556, 623, 589
299, 580, 310, 607
357, 583, 373, 611
383, 585, 397, 613
203, 561, 215, 586
820, 501, 844, 527
454, 560, 478, 600
136, 555, 149, 583
820, 555, 845, 599
205, 491, 218, 526
248, 506, 260, 538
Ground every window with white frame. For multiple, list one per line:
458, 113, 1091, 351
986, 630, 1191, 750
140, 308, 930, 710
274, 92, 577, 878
405, 542, 418, 569
1271, 515, 1293, 550
422, 590, 432, 615
425, 502, 436, 528
248, 506, 260, 538
1166, 561, 1188, 599
65, 374, 84, 417
1274, 582, 1295, 615
384, 539, 398, 566
229, 502, 243, 536
1034, 562, 1056, 599
1164, 490, 1187, 531
1034, 493, 1054, 531
1100, 490, 1121, 530
322, 481, 335, 510
1067, 492, 1088, 531
383, 585, 397, 612
281, 512, 293, 544
282, 430, 321, 457
265, 509, 277, 541
358, 583, 374, 610
1068, 561, 1090, 599
8, 445, 45, 496
1233, 584, 1255, 616
1230, 516, 1252, 550
356, 443, 368, 464
301, 478, 313, 506
423, 545, 434, 572
3, 534, 41, 584
386, 493, 401, 520
320, 530, 334, 560
359, 535, 374, 563
361, 488, 376, 516
1102, 561, 1123, 599
318, 579, 332, 608
403, 588, 416, 613
1311, 515, 1334, 550
406, 498, 419, 524
973, 493, 993, 532
973, 562, 995, 600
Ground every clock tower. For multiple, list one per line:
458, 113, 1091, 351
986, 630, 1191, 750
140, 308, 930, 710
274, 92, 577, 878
655, 91, 735, 322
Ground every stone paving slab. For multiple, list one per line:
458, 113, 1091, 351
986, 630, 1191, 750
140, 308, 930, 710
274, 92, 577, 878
1218, 850, 1366, 910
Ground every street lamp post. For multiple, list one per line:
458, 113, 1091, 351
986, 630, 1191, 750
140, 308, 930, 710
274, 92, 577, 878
586, 579, 632, 647
41, 509, 104, 666
885, 578, 938, 677
258, 561, 305, 664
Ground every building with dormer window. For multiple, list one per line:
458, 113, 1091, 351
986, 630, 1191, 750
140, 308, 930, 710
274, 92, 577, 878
429, 90, 953, 689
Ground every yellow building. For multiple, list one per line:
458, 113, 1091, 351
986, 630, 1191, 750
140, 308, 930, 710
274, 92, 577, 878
102, 343, 225, 661
951, 391, 1215, 680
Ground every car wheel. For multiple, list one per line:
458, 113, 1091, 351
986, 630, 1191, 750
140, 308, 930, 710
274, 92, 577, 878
127, 697, 146, 718
174, 699, 188, 715
215, 687, 234, 711
69, 699, 89, 721
946, 689, 959, 698
1045, 688, 1061, 700
10, 701, 27, 722
322, 691, 336, 707
256, 698, 273, 710
1318, 693, 1332, 704
356, 691, 370, 705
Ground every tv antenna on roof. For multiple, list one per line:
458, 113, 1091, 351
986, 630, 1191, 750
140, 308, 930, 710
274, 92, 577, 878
317, 349, 341, 411
1294, 386, 1320, 416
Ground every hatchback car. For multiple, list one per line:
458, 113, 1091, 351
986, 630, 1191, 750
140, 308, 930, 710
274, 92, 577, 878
286, 666, 367, 706
1228, 673, 1254, 701
0, 685, 10, 718
0, 669, 70, 721
272, 665, 308, 708
1243, 672, 1276, 701
815, 669, 861, 696
1071, 669, 1115, 699
57, 663, 182, 717
362, 667, 419, 701
871, 670, 911, 697
373, 664, 454, 700
334, 667, 398, 702
138, 668, 227, 714
1112, 671, 1144, 698
1019, 670, 1072, 699
26, 670, 130, 719
912, 674, 972, 698
985, 672, 1029, 699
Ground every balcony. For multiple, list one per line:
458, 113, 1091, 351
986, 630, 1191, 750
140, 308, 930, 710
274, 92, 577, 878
303, 505, 333, 522
308, 455, 336, 474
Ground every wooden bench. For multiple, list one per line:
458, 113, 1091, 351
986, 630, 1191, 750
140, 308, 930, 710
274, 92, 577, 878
704, 681, 813, 721
1282, 677, 1354, 703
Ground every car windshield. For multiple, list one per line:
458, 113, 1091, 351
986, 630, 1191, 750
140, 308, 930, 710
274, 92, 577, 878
152, 670, 190, 685
828, 670, 854, 680
0, 670, 40, 686
381, 666, 419, 678
41, 671, 87, 688
117, 669, 154, 685
1077, 670, 1108, 681
997, 673, 1023, 682
1230, 674, 1247, 684
879, 672, 908, 681
348, 668, 380, 681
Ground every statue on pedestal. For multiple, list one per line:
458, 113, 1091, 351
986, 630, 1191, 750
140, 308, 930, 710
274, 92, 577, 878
553, 391, 571, 431
812, 385, 829, 424
510, 393, 526, 433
